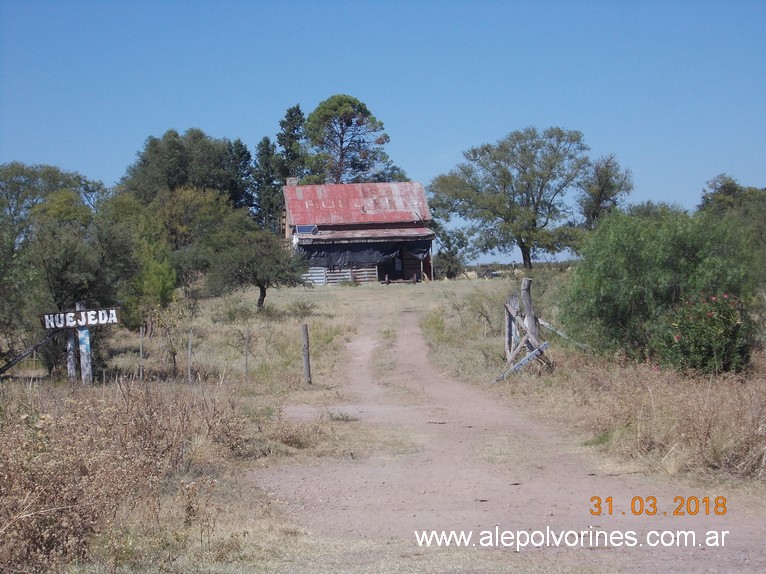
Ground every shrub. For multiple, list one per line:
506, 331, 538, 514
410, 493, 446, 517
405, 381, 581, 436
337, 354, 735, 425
562, 206, 757, 360
288, 298, 318, 319
660, 293, 754, 373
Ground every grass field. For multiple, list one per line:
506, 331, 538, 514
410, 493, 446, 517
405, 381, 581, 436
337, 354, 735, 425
1, 272, 764, 572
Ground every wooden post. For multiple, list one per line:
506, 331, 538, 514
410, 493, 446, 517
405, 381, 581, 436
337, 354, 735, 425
504, 293, 519, 362
139, 326, 144, 383
301, 323, 312, 384
67, 329, 77, 382
187, 330, 193, 384
496, 278, 553, 381
244, 330, 250, 384
520, 278, 541, 347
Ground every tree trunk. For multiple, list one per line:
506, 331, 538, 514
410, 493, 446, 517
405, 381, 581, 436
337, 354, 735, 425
519, 244, 533, 269
257, 284, 267, 308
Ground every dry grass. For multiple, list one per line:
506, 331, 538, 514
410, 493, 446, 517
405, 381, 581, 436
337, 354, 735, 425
419, 271, 766, 481
2, 273, 764, 572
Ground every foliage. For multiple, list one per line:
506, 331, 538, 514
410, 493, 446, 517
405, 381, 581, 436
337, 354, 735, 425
428, 126, 590, 269
431, 225, 469, 279
252, 136, 285, 234
121, 128, 255, 208
660, 293, 754, 374
305, 94, 406, 184
0, 164, 140, 373
697, 174, 766, 285
0, 163, 107, 356
276, 104, 311, 181
419, 277, 766, 479
697, 173, 760, 213
561, 206, 756, 360
205, 210, 308, 307
577, 154, 633, 230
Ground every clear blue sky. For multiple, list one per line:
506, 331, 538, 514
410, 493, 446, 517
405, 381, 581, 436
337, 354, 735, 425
1, 1, 764, 218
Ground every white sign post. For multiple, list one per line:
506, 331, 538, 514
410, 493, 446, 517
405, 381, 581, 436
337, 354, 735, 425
40, 305, 120, 384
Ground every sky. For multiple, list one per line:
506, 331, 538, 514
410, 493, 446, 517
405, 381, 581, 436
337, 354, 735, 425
1, 0, 764, 261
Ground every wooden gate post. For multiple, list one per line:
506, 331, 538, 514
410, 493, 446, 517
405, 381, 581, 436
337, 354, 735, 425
497, 278, 553, 381
302, 323, 312, 384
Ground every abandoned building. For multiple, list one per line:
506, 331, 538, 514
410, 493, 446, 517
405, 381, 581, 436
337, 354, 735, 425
282, 181, 435, 285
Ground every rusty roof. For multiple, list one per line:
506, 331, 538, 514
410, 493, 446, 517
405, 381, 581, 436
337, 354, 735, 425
283, 182, 432, 227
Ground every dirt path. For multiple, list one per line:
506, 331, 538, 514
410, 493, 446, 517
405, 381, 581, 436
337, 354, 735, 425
255, 300, 766, 573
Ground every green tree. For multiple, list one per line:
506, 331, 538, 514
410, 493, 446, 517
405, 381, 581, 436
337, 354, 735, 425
21, 187, 138, 373
252, 137, 285, 235
577, 154, 633, 229
697, 173, 749, 213
305, 94, 405, 183
429, 126, 590, 269
97, 192, 176, 328
561, 206, 756, 360
121, 128, 254, 207
432, 227, 469, 279
223, 138, 256, 209
0, 163, 113, 358
152, 186, 231, 295
277, 104, 309, 181
28, 189, 136, 310
122, 129, 187, 203
205, 211, 307, 308
697, 174, 766, 285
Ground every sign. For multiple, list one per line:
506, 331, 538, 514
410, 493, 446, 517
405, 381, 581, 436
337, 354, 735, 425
40, 308, 120, 330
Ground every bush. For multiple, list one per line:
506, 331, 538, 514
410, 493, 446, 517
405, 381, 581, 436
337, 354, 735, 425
562, 205, 757, 362
660, 293, 754, 374
0, 380, 254, 572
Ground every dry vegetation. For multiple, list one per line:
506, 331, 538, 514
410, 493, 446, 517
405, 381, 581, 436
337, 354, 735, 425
1, 273, 765, 572
420, 269, 766, 480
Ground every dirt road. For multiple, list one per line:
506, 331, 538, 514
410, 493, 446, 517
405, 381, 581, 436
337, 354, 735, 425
255, 297, 766, 573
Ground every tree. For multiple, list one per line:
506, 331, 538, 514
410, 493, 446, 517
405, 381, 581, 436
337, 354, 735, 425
429, 126, 590, 269
577, 154, 633, 229
252, 137, 285, 234
223, 138, 256, 209
698, 174, 746, 213
697, 173, 766, 285
0, 163, 114, 358
561, 206, 756, 360
121, 128, 254, 207
0, 161, 96, 248
150, 186, 232, 296
205, 211, 307, 308
432, 227, 469, 279
97, 192, 176, 328
277, 104, 309, 181
21, 186, 139, 373
305, 94, 405, 183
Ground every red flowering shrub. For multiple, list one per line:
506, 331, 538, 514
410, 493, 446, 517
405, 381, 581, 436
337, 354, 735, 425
660, 293, 754, 374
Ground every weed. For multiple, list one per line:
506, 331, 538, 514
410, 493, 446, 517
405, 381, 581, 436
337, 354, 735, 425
325, 410, 359, 423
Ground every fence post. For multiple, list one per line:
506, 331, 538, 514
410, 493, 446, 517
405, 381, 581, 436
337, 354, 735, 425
139, 326, 144, 383
187, 329, 193, 384
302, 323, 312, 384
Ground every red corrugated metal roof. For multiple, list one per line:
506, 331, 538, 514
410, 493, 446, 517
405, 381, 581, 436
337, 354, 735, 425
283, 182, 432, 226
